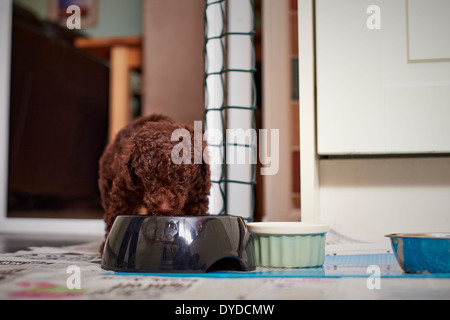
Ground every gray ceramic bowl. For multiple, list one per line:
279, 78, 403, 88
386, 233, 450, 274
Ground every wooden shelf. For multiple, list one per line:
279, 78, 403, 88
74, 36, 142, 141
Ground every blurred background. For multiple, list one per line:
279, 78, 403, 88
3, 0, 300, 228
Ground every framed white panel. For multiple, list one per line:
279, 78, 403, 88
385, 85, 450, 152
407, 0, 450, 61
316, 0, 450, 155
316, 0, 385, 155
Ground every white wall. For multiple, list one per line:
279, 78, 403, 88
299, 0, 450, 236
315, 0, 450, 155
320, 157, 450, 236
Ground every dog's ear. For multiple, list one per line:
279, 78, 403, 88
126, 131, 148, 190
125, 155, 139, 190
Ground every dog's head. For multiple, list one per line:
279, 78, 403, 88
125, 124, 209, 215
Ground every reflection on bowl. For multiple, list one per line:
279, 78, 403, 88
386, 233, 450, 274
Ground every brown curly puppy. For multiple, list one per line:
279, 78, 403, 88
98, 114, 210, 254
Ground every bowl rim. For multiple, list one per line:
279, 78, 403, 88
385, 232, 450, 239
114, 214, 243, 220
246, 221, 329, 235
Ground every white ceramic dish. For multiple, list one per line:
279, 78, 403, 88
247, 222, 329, 268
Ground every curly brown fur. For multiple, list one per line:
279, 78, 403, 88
98, 114, 210, 254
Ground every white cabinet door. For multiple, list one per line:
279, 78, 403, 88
316, 0, 450, 155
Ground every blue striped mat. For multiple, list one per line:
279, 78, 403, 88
104, 254, 450, 279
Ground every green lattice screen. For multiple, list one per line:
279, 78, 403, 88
204, 0, 257, 221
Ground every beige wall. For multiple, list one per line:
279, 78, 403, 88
262, 0, 299, 221
142, 0, 205, 125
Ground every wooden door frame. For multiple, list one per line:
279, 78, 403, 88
298, 0, 320, 222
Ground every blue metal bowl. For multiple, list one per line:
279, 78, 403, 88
386, 233, 450, 274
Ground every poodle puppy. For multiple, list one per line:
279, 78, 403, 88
98, 114, 210, 254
